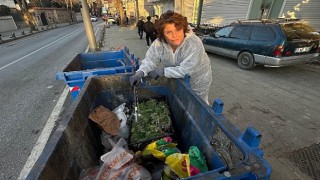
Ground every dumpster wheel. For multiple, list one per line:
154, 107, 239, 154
217, 148, 234, 170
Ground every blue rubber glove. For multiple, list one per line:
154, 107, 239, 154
129, 71, 144, 86
148, 68, 164, 80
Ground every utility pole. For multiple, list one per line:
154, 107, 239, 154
80, 0, 98, 52
196, 0, 203, 29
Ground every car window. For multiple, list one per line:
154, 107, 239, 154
229, 25, 252, 40
251, 26, 275, 41
281, 23, 319, 40
215, 26, 234, 37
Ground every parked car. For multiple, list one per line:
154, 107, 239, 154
188, 23, 196, 33
195, 23, 222, 36
108, 16, 116, 24
201, 19, 320, 70
90, 16, 98, 22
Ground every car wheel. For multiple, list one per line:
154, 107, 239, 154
237, 52, 255, 70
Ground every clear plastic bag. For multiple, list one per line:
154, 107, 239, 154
79, 166, 100, 180
113, 103, 129, 139
97, 138, 152, 180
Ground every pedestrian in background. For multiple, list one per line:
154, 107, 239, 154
129, 10, 212, 104
143, 16, 156, 47
136, 17, 144, 39
154, 15, 159, 37
116, 16, 120, 26
126, 16, 129, 26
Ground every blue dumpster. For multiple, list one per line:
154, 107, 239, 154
55, 47, 139, 99
26, 75, 272, 179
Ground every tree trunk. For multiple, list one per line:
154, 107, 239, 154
117, 0, 125, 26
135, 0, 139, 19
17, 0, 36, 30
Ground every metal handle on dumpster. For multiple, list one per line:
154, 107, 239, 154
131, 58, 139, 122
117, 59, 127, 73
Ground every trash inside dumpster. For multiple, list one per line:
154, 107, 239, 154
55, 47, 139, 99
26, 74, 272, 180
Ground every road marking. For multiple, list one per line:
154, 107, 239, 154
0, 27, 82, 71
18, 26, 100, 179
18, 86, 69, 180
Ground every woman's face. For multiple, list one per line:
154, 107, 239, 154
163, 23, 184, 49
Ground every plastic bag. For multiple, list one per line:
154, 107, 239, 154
100, 131, 121, 153
161, 165, 180, 180
113, 103, 129, 139
165, 153, 191, 178
100, 138, 131, 166
164, 146, 208, 178
142, 137, 180, 161
96, 138, 152, 180
188, 146, 208, 173
79, 166, 100, 180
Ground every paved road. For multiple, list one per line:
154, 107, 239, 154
102, 26, 320, 179
0, 22, 101, 179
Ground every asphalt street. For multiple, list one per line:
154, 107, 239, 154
0, 22, 101, 179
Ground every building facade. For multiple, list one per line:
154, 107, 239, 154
175, 0, 320, 31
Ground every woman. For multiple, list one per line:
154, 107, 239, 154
129, 11, 212, 104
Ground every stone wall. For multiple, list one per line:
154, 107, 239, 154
0, 16, 17, 32
30, 8, 74, 26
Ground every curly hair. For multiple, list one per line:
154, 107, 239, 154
156, 10, 190, 42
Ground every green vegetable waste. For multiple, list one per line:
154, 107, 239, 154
130, 99, 172, 144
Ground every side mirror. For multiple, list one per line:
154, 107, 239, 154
211, 33, 219, 38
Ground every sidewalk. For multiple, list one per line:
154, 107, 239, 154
0, 22, 73, 44
100, 24, 149, 61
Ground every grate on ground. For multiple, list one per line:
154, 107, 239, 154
288, 143, 320, 180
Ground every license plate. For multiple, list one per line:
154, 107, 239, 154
295, 46, 311, 53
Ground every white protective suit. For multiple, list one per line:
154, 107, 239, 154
137, 32, 212, 104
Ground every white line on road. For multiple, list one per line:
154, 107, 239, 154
0, 27, 82, 71
18, 26, 101, 179
18, 86, 69, 180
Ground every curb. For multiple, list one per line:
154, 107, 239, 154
0, 22, 77, 45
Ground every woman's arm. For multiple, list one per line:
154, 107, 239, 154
164, 36, 204, 78
137, 41, 162, 76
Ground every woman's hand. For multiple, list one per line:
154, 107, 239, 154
148, 68, 164, 80
129, 71, 144, 86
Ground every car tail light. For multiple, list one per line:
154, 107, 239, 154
273, 45, 284, 57
284, 51, 292, 56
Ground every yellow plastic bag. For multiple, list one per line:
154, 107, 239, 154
142, 138, 177, 161
165, 153, 191, 178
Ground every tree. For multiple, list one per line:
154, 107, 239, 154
15, 0, 37, 30
0, 5, 11, 16
117, 0, 125, 26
